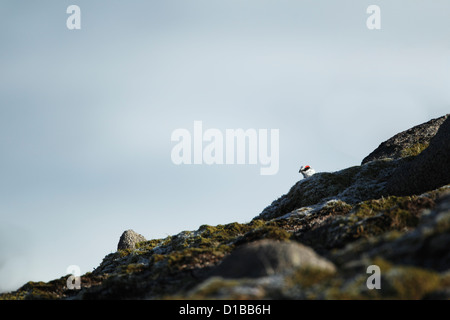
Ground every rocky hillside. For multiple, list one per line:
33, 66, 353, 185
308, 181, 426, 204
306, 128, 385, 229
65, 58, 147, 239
1, 115, 450, 300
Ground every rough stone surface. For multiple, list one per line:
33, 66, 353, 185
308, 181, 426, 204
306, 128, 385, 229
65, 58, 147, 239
386, 116, 450, 196
384, 189, 450, 271
332, 189, 450, 272
362, 114, 448, 164
117, 230, 146, 250
255, 159, 400, 221
211, 239, 336, 279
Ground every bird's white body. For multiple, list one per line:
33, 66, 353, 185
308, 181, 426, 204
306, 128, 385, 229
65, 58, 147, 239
299, 165, 315, 179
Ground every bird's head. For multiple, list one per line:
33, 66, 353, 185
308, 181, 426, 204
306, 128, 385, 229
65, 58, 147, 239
299, 165, 311, 173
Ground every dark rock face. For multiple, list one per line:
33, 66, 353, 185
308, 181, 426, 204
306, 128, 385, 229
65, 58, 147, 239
362, 114, 448, 165
211, 239, 336, 279
117, 230, 146, 250
386, 116, 450, 196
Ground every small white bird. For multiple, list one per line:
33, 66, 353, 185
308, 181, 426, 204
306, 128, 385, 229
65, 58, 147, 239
299, 165, 316, 179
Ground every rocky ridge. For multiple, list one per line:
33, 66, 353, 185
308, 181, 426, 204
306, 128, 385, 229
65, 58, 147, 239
1, 115, 449, 300
361, 114, 448, 164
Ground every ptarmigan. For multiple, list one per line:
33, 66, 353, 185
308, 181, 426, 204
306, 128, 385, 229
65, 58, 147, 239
299, 165, 315, 179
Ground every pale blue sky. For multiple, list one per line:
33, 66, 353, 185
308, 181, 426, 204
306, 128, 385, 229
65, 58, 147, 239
1, 1, 449, 292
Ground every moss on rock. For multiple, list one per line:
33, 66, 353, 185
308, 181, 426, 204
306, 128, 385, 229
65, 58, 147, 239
352, 195, 434, 231
400, 142, 429, 158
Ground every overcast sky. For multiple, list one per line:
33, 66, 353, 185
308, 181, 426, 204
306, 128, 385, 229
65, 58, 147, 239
1, 0, 449, 292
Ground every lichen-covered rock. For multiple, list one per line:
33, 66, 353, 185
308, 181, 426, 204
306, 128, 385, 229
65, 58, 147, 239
362, 188, 450, 271
386, 116, 450, 196
117, 230, 147, 251
211, 239, 336, 279
255, 159, 400, 221
362, 114, 448, 164
294, 192, 437, 254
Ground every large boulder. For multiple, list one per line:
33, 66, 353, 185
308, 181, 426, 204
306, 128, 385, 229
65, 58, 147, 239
255, 159, 399, 221
386, 116, 450, 196
362, 114, 448, 164
211, 239, 336, 279
117, 230, 146, 251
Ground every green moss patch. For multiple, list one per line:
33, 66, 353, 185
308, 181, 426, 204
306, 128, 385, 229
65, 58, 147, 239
164, 246, 231, 272
288, 267, 336, 289
352, 195, 435, 231
235, 225, 291, 245
193, 221, 265, 248
400, 142, 429, 158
